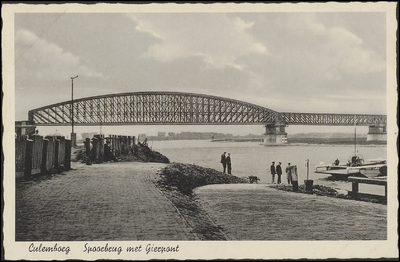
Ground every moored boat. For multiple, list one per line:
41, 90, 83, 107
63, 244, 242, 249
315, 121, 386, 179
315, 155, 386, 178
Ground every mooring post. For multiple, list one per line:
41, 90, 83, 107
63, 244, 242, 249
351, 181, 359, 197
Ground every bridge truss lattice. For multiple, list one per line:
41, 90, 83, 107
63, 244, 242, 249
279, 112, 386, 126
28, 91, 386, 126
29, 92, 278, 126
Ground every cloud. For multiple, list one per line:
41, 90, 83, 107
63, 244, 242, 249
128, 13, 268, 69
232, 12, 386, 107
286, 13, 385, 78
15, 28, 105, 81
323, 26, 385, 75
13, 13, 387, 121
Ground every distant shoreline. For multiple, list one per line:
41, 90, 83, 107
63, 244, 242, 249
209, 137, 386, 146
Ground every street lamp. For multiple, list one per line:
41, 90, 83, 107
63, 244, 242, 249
71, 75, 78, 146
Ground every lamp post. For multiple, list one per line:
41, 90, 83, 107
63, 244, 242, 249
71, 75, 78, 147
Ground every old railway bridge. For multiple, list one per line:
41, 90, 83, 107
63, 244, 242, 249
26, 91, 387, 144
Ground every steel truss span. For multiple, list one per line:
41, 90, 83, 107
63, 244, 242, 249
279, 112, 387, 126
29, 92, 278, 126
28, 91, 386, 126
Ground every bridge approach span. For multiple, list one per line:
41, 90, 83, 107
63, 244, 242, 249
279, 112, 386, 126
28, 91, 386, 127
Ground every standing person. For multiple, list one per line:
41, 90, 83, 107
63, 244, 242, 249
226, 153, 232, 174
291, 165, 299, 191
270, 162, 276, 184
276, 162, 283, 184
220, 152, 227, 173
285, 163, 292, 184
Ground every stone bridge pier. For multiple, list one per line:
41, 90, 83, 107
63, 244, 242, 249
367, 124, 387, 142
264, 121, 288, 145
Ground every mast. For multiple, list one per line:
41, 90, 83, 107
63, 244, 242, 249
354, 115, 357, 155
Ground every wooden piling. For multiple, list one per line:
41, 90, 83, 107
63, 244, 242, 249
58, 138, 66, 168
31, 135, 43, 175
15, 136, 27, 178
45, 137, 56, 172
99, 136, 104, 163
41, 139, 49, 174
85, 138, 91, 165
54, 138, 60, 169
64, 139, 72, 170
24, 139, 33, 178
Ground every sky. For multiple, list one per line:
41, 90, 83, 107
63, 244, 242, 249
12, 5, 388, 137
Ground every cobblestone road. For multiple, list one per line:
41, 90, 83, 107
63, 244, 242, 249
16, 162, 197, 241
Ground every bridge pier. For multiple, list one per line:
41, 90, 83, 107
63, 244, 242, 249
263, 122, 288, 145
367, 125, 387, 142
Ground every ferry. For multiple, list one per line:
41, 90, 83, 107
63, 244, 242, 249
315, 155, 387, 178
315, 120, 386, 179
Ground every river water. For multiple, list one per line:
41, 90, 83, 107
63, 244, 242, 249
150, 140, 387, 195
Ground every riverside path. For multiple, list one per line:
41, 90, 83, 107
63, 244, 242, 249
16, 162, 197, 241
15, 161, 388, 241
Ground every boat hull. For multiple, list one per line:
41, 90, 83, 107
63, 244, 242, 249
359, 165, 387, 178
315, 163, 387, 178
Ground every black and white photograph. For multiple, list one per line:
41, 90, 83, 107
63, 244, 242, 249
2, 2, 398, 260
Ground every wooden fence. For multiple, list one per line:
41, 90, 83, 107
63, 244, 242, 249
83, 135, 136, 164
347, 176, 387, 203
15, 135, 71, 179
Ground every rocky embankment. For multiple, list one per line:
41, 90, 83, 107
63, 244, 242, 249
156, 163, 247, 195
121, 144, 170, 163
72, 143, 169, 163
153, 163, 247, 240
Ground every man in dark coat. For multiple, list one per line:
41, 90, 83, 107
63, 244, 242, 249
270, 161, 276, 184
220, 152, 227, 173
276, 162, 283, 184
226, 153, 232, 174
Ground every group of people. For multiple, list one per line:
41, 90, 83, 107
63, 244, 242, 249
270, 162, 299, 191
219, 153, 299, 191
220, 152, 232, 174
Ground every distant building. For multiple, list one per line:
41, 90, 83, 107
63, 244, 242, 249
15, 121, 36, 138
168, 132, 176, 139
81, 132, 99, 140
138, 133, 147, 143
158, 132, 166, 140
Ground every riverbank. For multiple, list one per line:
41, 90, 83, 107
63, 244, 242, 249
210, 138, 386, 145
195, 184, 387, 240
270, 183, 386, 204
15, 161, 387, 241
154, 163, 387, 240
153, 162, 247, 240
